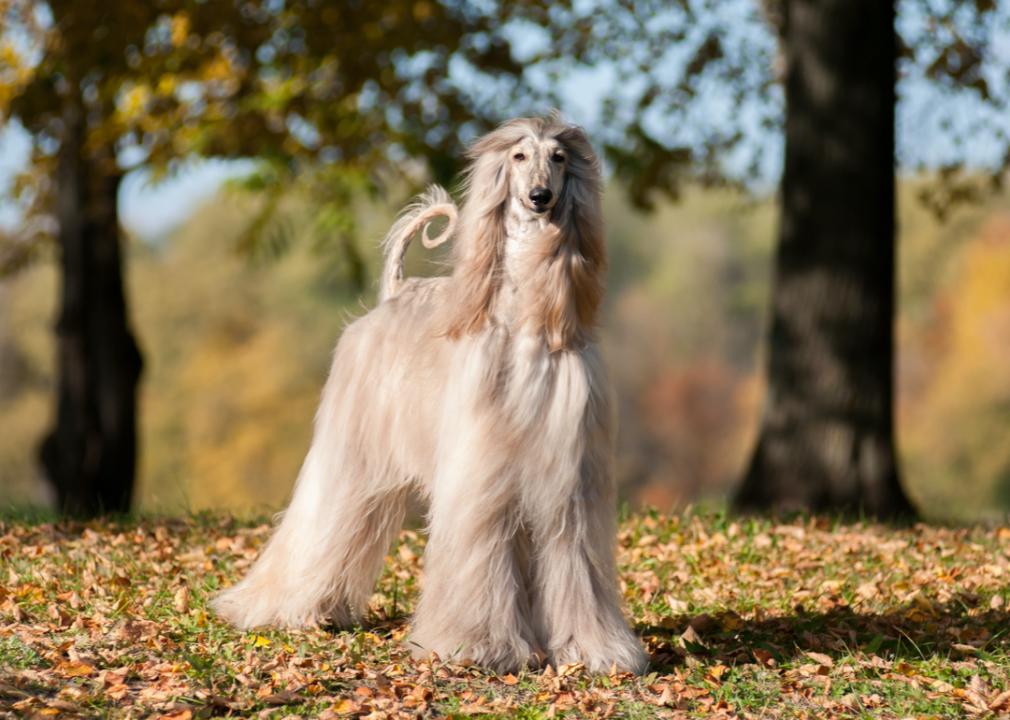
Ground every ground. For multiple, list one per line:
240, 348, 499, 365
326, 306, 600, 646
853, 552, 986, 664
1, 510, 1009, 719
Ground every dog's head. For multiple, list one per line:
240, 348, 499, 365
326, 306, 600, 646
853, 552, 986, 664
463, 114, 600, 221
504, 130, 567, 215
446, 114, 605, 350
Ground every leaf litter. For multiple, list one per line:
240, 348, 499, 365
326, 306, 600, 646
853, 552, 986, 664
1, 512, 1010, 718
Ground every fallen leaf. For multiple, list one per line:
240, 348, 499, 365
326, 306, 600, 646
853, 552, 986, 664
805, 651, 834, 668
173, 587, 189, 613
56, 660, 96, 678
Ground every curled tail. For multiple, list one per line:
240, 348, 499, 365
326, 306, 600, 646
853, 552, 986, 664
380, 185, 458, 301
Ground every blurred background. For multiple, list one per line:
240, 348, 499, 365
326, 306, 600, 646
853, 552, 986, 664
1, 0, 1009, 520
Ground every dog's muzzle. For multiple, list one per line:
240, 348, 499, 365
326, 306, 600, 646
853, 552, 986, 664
529, 187, 553, 213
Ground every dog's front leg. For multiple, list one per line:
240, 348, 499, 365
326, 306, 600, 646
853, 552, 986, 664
524, 359, 648, 675
412, 479, 541, 672
409, 345, 541, 671
512, 348, 647, 675
532, 448, 648, 675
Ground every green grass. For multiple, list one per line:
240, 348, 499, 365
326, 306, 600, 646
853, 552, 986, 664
2, 510, 1010, 718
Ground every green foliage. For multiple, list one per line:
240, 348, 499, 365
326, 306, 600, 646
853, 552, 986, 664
0, 0, 1007, 304
0, 0, 532, 275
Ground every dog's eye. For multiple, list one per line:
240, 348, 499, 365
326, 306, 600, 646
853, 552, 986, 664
551, 152, 565, 163
513, 152, 526, 161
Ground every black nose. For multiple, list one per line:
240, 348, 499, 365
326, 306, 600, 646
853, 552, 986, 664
529, 187, 553, 206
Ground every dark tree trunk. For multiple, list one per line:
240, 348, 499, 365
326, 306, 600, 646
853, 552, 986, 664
39, 91, 143, 517
733, 0, 915, 518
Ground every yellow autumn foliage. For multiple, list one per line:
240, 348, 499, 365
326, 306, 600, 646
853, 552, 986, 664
900, 213, 1010, 517
118, 84, 152, 122
170, 13, 190, 48
1, 180, 1010, 519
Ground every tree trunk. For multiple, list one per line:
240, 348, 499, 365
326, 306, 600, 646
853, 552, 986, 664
39, 90, 143, 517
733, 0, 915, 518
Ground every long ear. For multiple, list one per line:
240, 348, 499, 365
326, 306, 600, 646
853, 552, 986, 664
441, 134, 512, 338
528, 125, 606, 351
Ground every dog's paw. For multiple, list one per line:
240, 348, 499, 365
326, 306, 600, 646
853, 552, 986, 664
409, 633, 542, 673
550, 634, 648, 675
212, 579, 358, 631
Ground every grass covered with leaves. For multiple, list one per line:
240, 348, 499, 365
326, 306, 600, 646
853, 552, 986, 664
2, 510, 1010, 719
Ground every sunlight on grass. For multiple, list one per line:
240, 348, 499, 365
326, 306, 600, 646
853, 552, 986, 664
2, 510, 1009, 717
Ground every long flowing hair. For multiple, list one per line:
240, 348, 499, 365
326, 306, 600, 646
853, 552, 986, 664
443, 116, 606, 351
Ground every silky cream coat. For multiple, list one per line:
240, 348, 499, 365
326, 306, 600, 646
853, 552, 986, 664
212, 116, 647, 674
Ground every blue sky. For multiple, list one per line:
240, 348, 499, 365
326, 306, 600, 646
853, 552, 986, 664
0, 126, 243, 241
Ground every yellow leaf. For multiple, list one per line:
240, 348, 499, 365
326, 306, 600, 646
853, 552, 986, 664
170, 13, 190, 47
15, 584, 44, 603
252, 635, 271, 647
201, 55, 234, 82
156, 74, 177, 96
57, 660, 96, 678
412, 1, 434, 22
330, 698, 355, 714
119, 85, 151, 120
0, 43, 21, 69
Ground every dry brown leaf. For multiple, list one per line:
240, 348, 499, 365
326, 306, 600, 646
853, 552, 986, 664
173, 586, 189, 613
804, 651, 834, 668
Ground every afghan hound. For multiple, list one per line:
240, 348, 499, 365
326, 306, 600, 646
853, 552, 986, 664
212, 115, 647, 674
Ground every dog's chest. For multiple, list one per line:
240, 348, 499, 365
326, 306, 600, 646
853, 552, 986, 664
493, 330, 593, 439
502, 200, 548, 282
498, 207, 549, 323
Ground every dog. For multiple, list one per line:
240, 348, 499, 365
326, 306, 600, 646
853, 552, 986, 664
213, 115, 647, 674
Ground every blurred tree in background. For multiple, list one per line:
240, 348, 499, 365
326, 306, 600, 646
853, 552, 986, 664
8, 180, 1009, 517
1, 0, 1008, 518
735, 0, 912, 516
1, 1, 159, 515
735, 0, 1007, 518
0, 0, 763, 516
0, 0, 530, 516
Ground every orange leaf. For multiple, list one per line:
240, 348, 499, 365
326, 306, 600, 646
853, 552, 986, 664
56, 660, 96, 678
329, 698, 356, 714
